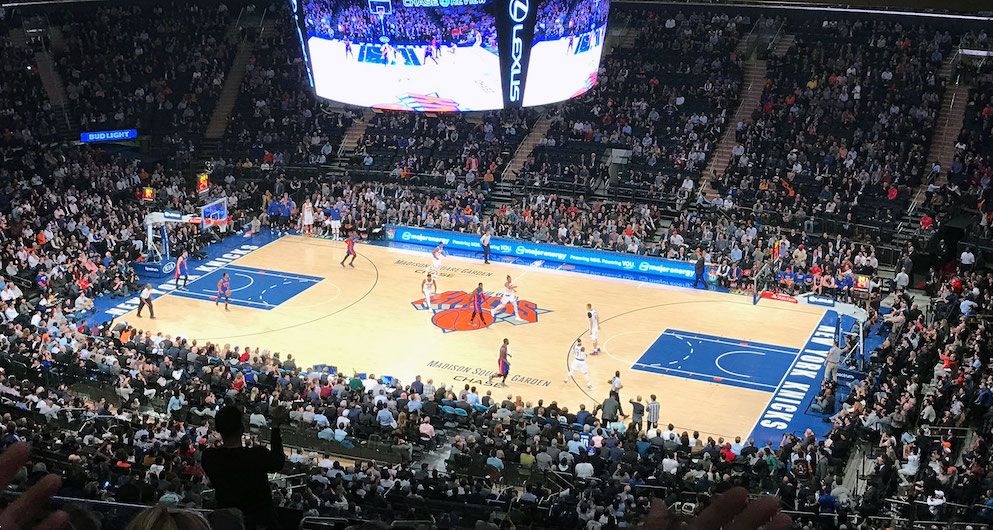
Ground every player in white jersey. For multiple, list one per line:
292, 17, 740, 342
421, 273, 438, 312
587, 303, 601, 355
490, 275, 521, 321
431, 243, 446, 273
565, 339, 593, 390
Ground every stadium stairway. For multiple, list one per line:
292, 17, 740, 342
336, 111, 375, 157
498, 112, 557, 183
770, 33, 795, 58
32, 48, 76, 140
700, 58, 768, 196
204, 36, 264, 142
926, 52, 969, 187
891, 52, 968, 246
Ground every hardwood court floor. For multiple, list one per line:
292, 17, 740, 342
126, 236, 826, 440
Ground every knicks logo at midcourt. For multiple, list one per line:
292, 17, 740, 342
412, 290, 550, 333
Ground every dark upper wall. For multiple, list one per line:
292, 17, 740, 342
612, 0, 992, 34
613, 0, 993, 18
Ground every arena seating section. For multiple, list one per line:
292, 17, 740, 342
0, 32, 58, 144
714, 20, 954, 240
350, 109, 537, 186
2, 2, 993, 529
53, 3, 239, 144
224, 3, 355, 167
523, 12, 748, 201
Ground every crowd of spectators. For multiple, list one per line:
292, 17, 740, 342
0, 32, 59, 146
923, 49, 993, 247
304, 0, 495, 48
533, 0, 610, 41
350, 109, 536, 189
826, 268, 993, 523
713, 20, 955, 241
53, 2, 240, 142
487, 193, 661, 254
523, 11, 747, 201
224, 2, 356, 168
658, 204, 911, 302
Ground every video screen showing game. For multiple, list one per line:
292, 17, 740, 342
302, 0, 503, 111
522, 0, 609, 107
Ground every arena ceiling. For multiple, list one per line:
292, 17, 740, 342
617, 0, 992, 16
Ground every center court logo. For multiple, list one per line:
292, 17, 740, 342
412, 290, 549, 333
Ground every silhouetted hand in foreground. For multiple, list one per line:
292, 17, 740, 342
0, 443, 68, 529
638, 487, 791, 530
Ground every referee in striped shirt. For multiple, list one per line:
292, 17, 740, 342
646, 395, 660, 429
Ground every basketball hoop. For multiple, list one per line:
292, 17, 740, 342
368, 0, 392, 43
203, 217, 230, 233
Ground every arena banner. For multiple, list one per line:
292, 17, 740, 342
496, 0, 537, 107
79, 129, 138, 143
385, 225, 697, 281
133, 260, 175, 279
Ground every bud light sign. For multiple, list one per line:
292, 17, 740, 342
80, 129, 138, 143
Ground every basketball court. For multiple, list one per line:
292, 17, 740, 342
104, 233, 850, 443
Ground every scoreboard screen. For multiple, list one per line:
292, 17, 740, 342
293, 0, 609, 111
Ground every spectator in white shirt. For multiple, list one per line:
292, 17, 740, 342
960, 249, 976, 272
0, 283, 22, 303
894, 268, 910, 291
575, 461, 595, 479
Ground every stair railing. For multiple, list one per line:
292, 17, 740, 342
765, 19, 785, 55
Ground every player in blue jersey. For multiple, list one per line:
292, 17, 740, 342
265, 199, 282, 233
469, 282, 487, 327
340, 232, 358, 268
174, 250, 190, 290
424, 42, 438, 64
327, 205, 342, 240
216, 273, 231, 311
278, 197, 292, 234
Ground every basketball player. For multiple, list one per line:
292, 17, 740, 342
421, 273, 438, 312
380, 43, 391, 65
567, 33, 575, 54
301, 198, 315, 236
431, 242, 446, 273
587, 303, 601, 354
340, 232, 358, 267
469, 282, 487, 327
565, 338, 593, 390
174, 250, 190, 290
488, 338, 512, 386
328, 204, 342, 240
344, 37, 354, 59
431, 36, 441, 62
216, 273, 231, 311
424, 42, 438, 64
491, 275, 522, 321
